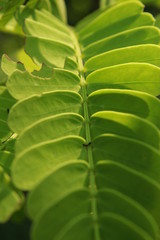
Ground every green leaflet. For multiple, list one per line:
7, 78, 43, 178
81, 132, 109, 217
0, 87, 23, 222
0, 86, 15, 142
80, 13, 155, 47
26, 9, 69, 34
25, 36, 75, 68
90, 111, 160, 149
0, 0, 66, 27
85, 44, 160, 71
156, 14, 160, 28
9, 91, 83, 134
23, 9, 74, 68
0, 150, 23, 222
142, 0, 160, 8
77, 1, 144, 37
100, 0, 160, 9
83, 26, 160, 60
93, 134, 160, 183
15, 113, 85, 154
88, 89, 160, 129
27, 161, 89, 219
0, 0, 66, 38
99, 213, 153, 240
5, 1, 160, 239
7, 69, 81, 100
86, 63, 160, 96
96, 161, 160, 224
97, 189, 158, 238
0, 165, 23, 223
50, 0, 67, 23
0, 0, 25, 27
24, 18, 73, 47
0, 62, 24, 221
12, 136, 87, 190
26, 0, 67, 23
1, 54, 25, 77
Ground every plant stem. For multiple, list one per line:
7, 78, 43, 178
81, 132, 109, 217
70, 29, 100, 240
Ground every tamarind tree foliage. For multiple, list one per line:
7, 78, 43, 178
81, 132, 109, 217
100, 0, 160, 9
1, 0, 160, 239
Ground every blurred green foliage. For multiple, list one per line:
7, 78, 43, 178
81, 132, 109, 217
100, 0, 160, 9
142, 0, 160, 8
0, 0, 159, 239
66, 0, 160, 25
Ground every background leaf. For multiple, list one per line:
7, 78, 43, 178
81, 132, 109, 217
1, 0, 160, 240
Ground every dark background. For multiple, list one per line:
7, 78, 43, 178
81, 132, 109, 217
65, 0, 99, 25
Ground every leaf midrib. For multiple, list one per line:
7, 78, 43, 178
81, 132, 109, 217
70, 29, 100, 240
